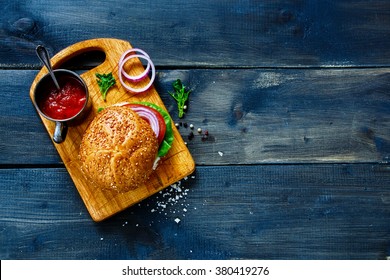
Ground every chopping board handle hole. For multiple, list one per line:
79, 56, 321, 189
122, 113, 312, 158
59, 50, 106, 73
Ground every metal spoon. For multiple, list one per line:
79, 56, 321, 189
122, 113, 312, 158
35, 45, 60, 90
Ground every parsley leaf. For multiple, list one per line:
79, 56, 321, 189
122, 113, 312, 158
169, 79, 191, 118
96, 72, 116, 101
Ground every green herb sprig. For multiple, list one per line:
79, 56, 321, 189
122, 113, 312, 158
96, 72, 116, 101
169, 79, 191, 118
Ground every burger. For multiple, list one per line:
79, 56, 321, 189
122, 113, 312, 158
79, 102, 174, 192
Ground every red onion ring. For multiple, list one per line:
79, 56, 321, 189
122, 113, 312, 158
127, 105, 160, 139
118, 53, 156, 93
119, 48, 151, 81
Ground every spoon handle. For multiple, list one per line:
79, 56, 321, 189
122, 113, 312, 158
35, 45, 61, 90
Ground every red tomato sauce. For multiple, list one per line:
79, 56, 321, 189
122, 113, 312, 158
39, 77, 86, 120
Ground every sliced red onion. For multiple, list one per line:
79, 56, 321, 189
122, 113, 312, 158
119, 48, 151, 81
127, 105, 160, 139
118, 53, 156, 93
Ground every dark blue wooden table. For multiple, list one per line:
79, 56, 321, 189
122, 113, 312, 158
1, 0, 389, 260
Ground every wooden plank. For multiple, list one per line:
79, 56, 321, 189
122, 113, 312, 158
0, 70, 62, 165
1, 0, 390, 68
2, 68, 389, 165
0, 165, 389, 259
158, 68, 390, 165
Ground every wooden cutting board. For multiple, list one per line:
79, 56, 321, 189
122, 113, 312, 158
29, 38, 195, 222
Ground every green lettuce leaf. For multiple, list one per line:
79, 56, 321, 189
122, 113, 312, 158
135, 101, 174, 157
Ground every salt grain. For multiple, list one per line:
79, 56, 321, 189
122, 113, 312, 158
218, 151, 224, 156
133, 175, 196, 225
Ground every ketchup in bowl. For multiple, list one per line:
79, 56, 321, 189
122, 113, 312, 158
35, 71, 88, 121
33, 69, 89, 143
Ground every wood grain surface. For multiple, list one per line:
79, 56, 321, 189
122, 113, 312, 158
28, 39, 195, 221
2, 68, 388, 165
1, 165, 389, 260
1, 0, 389, 260
2, 0, 390, 68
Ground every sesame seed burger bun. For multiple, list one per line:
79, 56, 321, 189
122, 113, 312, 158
79, 106, 158, 192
